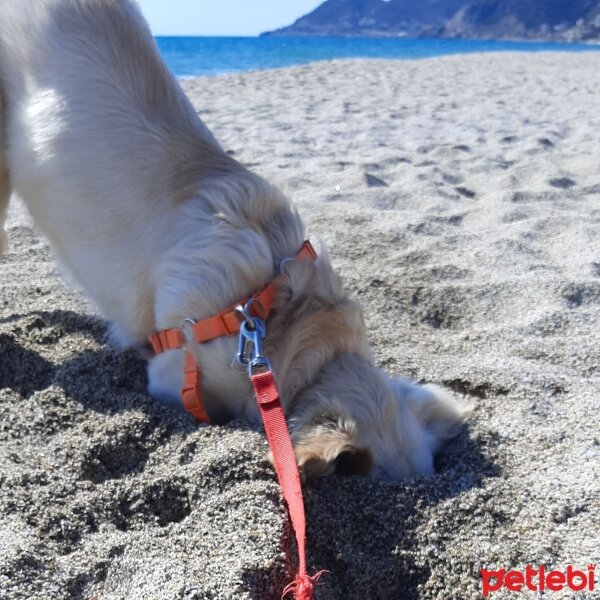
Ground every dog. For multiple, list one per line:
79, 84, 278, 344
0, 0, 470, 480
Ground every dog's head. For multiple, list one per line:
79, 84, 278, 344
288, 354, 470, 480
267, 253, 470, 481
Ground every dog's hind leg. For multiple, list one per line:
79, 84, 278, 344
0, 80, 11, 257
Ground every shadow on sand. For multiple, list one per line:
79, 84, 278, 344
1, 309, 499, 600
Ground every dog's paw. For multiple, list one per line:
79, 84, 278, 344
393, 378, 472, 448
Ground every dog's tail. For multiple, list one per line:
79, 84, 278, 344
0, 66, 11, 257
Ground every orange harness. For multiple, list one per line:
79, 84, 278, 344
148, 239, 317, 422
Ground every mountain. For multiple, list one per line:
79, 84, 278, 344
263, 0, 467, 38
262, 0, 600, 42
438, 0, 600, 40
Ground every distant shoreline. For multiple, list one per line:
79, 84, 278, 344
157, 34, 600, 45
154, 36, 600, 78
259, 31, 600, 44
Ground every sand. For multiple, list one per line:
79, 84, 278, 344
1, 52, 599, 599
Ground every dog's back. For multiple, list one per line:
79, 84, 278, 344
0, 0, 242, 341
0, 0, 225, 206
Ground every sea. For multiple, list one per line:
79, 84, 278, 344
155, 36, 600, 78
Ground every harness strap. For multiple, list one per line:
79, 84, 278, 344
149, 328, 185, 354
182, 350, 211, 422
148, 240, 317, 423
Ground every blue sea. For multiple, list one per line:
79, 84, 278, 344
155, 36, 600, 78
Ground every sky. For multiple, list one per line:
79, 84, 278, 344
136, 1, 324, 37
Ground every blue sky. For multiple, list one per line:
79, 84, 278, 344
137, 1, 323, 36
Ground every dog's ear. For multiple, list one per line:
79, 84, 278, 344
293, 421, 373, 479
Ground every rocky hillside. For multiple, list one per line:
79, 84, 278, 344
262, 0, 600, 42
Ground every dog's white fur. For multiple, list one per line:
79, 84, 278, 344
0, 0, 470, 479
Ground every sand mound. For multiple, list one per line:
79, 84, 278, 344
1, 53, 599, 599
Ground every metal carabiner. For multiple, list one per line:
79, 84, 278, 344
235, 311, 266, 366
236, 321, 257, 365
234, 298, 271, 374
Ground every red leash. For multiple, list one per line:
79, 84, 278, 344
251, 370, 324, 599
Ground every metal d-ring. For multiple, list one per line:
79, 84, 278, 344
279, 257, 294, 273
234, 299, 256, 329
179, 318, 198, 344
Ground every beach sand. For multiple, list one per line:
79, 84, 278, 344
1, 53, 599, 599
